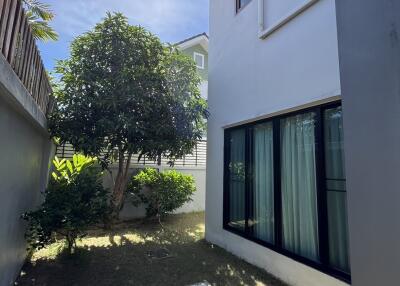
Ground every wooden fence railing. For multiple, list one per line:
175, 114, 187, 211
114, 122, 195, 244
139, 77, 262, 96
0, 0, 53, 115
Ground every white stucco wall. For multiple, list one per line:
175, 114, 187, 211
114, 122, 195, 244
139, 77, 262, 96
0, 57, 53, 286
206, 0, 346, 285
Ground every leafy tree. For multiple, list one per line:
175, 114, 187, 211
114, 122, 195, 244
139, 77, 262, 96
23, 0, 58, 41
23, 154, 108, 254
49, 13, 208, 219
128, 168, 196, 219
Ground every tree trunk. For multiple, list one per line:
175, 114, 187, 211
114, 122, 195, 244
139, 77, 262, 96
157, 152, 162, 167
66, 233, 75, 255
109, 151, 132, 221
156, 152, 163, 227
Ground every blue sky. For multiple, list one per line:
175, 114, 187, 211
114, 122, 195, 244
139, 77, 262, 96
38, 0, 209, 71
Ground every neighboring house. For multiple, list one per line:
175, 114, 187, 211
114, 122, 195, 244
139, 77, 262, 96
177, 33, 208, 101
206, 1, 400, 286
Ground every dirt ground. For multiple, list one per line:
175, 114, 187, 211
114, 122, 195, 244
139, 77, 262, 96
15, 212, 287, 286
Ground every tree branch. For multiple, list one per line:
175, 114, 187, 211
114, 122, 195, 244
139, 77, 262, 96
124, 152, 132, 176
118, 149, 124, 172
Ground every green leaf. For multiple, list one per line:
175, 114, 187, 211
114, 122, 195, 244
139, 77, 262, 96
24, 1, 58, 42
73, 154, 79, 168
66, 160, 73, 175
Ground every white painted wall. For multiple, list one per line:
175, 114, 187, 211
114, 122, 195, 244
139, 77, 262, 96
335, 1, 400, 285
0, 57, 53, 286
103, 166, 206, 220
206, 0, 345, 285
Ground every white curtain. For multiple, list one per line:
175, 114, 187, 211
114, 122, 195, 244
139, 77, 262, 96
324, 107, 350, 273
229, 129, 246, 230
281, 112, 319, 261
253, 123, 274, 243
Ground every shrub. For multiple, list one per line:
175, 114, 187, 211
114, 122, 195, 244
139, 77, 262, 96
23, 154, 108, 254
128, 168, 196, 218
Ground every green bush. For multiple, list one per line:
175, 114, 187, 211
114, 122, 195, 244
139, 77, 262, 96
22, 154, 108, 253
128, 168, 196, 218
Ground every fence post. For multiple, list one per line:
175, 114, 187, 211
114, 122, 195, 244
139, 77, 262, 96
0, 0, 52, 114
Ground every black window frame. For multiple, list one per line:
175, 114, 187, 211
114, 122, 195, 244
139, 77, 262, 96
223, 101, 350, 283
236, 0, 252, 13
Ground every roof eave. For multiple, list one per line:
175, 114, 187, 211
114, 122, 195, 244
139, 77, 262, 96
177, 34, 209, 52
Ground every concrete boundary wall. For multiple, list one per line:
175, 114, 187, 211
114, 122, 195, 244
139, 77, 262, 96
0, 55, 47, 131
0, 55, 53, 286
102, 165, 206, 220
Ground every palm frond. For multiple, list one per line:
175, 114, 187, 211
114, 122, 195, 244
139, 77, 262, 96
23, 0, 54, 21
26, 11, 58, 41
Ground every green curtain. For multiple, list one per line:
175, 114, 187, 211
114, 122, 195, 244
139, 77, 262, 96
324, 107, 350, 273
281, 112, 319, 261
229, 129, 246, 230
253, 123, 274, 243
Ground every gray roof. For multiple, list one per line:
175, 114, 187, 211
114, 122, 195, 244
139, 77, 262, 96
175, 33, 208, 46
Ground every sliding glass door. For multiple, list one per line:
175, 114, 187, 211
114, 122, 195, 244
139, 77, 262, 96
252, 122, 275, 244
280, 112, 319, 261
324, 106, 350, 273
227, 128, 246, 231
223, 102, 350, 282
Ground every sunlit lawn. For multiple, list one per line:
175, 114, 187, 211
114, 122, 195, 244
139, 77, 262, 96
15, 212, 286, 286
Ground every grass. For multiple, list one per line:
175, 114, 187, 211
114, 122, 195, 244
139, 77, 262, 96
15, 212, 287, 286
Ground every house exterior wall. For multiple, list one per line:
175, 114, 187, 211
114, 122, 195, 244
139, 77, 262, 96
181, 44, 209, 81
0, 57, 54, 286
335, 0, 400, 285
206, 0, 345, 285
181, 43, 209, 100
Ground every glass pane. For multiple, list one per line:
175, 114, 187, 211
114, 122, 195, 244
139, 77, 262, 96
194, 54, 203, 68
238, 0, 251, 9
281, 112, 319, 261
228, 129, 246, 231
324, 106, 350, 273
251, 122, 274, 243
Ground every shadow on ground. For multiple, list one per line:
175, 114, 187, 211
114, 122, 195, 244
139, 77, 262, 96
15, 212, 286, 286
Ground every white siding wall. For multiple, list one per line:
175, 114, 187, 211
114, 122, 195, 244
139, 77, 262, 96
206, 0, 346, 285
